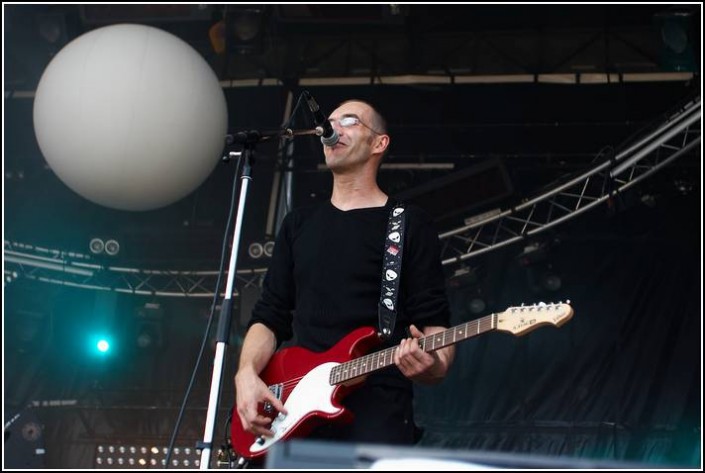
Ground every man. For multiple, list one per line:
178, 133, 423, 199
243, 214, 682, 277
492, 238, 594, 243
234, 98, 455, 448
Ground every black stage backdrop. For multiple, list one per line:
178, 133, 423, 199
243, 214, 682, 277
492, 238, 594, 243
416, 188, 701, 468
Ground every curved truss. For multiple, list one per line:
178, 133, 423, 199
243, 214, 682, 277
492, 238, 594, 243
5, 97, 700, 295
4, 241, 267, 298
439, 95, 701, 266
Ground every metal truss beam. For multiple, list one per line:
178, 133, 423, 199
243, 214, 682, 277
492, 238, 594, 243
438, 96, 700, 266
4, 242, 266, 298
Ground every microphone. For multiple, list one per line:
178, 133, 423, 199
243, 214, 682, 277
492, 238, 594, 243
303, 91, 339, 147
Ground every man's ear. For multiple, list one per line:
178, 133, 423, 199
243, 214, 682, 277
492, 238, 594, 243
374, 134, 390, 155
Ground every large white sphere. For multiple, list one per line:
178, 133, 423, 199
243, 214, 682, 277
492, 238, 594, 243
33, 24, 228, 211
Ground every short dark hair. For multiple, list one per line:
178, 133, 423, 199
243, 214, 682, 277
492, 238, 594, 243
337, 99, 388, 135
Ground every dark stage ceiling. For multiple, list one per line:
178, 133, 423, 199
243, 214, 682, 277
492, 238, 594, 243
4, 4, 701, 270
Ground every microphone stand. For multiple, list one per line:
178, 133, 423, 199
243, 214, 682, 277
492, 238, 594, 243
198, 127, 318, 469
228, 127, 322, 145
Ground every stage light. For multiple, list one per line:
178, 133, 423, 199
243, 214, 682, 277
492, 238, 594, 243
105, 239, 120, 256
226, 6, 267, 54
541, 272, 562, 292
37, 12, 67, 47
89, 331, 115, 357
248, 242, 264, 259
673, 178, 693, 195
89, 238, 105, 254
136, 330, 153, 349
96, 339, 110, 353
467, 296, 487, 315
94, 443, 201, 469
654, 9, 695, 72
134, 302, 164, 350
263, 241, 275, 257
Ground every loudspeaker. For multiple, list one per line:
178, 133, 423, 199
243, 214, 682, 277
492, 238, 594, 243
266, 439, 660, 469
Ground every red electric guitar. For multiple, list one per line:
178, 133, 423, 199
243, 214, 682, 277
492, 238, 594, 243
231, 302, 574, 460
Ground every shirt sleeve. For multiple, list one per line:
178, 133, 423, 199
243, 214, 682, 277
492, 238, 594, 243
400, 206, 451, 329
247, 212, 296, 346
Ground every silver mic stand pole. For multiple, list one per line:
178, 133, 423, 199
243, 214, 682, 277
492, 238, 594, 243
198, 128, 320, 469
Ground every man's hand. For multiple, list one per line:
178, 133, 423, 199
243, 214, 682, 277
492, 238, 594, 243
234, 368, 287, 438
394, 324, 455, 384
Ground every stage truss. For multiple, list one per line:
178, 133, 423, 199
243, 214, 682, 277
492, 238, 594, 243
439, 95, 700, 265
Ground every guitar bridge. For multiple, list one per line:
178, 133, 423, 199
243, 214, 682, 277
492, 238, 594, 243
263, 384, 283, 414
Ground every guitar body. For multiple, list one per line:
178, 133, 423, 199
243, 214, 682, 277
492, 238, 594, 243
230, 326, 382, 460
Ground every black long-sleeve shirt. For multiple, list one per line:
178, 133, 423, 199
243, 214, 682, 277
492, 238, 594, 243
249, 199, 450, 389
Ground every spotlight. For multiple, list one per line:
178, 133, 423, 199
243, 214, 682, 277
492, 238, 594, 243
467, 297, 487, 315
105, 239, 120, 256
541, 273, 562, 292
136, 320, 163, 350
673, 178, 693, 195
136, 330, 154, 349
37, 13, 66, 44
263, 241, 275, 257
89, 238, 105, 254
226, 6, 266, 54
96, 339, 110, 353
654, 10, 695, 72
135, 303, 164, 350
248, 242, 264, 259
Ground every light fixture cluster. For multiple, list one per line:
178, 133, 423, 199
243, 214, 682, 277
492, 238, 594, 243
89, 238, 120, 256
4, 269, 19, 286
94, 444, 201, 469
248, 241, 274, 259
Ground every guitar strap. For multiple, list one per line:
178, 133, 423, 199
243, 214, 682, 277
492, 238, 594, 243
378, 201, 406, 341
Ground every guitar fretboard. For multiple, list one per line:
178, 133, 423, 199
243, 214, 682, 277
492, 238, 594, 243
329, 313, 497, 385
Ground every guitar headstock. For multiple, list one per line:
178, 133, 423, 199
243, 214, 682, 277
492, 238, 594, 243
496, 301, 574, 336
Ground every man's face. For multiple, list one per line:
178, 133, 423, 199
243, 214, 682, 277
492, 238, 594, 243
323, 101, 381, 173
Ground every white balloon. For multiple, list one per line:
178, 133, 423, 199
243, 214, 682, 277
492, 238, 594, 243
33, 24, 228, 211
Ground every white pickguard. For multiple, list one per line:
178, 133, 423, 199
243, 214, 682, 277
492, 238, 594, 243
249, 362, 341, 454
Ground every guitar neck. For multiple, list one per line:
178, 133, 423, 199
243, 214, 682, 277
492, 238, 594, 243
330, 313, 497, 385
